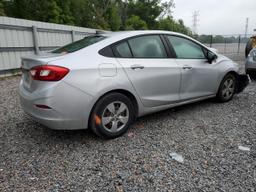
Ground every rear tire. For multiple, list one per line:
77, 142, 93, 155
216, 73, 236, 102
89, 92, 135, 139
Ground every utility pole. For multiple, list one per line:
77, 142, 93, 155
192, 11, 199, 35
244, 17, 249, 38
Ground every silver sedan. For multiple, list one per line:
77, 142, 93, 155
19, 30, 249, 138
246, 48, 256, 78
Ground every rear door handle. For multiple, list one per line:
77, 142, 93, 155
182, 65, 192, 70
131, 65, 144, 70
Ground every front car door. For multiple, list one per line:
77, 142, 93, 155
165, 35, 219, 101
115, 35, 181, 107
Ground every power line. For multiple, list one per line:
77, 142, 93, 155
192, 11, 199, 35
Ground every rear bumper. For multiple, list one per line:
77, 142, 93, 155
20, 103, 83, 130
19, 80, 94, 130
236, 74, 250, 94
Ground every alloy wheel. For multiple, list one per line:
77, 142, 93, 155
222, 77, 235, 100
101, 101, 129, 133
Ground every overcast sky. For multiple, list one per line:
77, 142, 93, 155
169, 0, 256, 35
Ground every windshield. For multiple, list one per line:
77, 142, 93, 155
52, 35, 106, 54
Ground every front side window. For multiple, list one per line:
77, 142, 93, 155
128, 35, 167, 58
167, 36, 205, 59
52, 35, 106, 54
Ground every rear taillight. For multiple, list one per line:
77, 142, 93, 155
30, 65, 69, 81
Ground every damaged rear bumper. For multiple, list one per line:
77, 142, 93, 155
236, 74, 250, 93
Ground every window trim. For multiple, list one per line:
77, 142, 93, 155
164, 34, 209, 60
126, 41, 134, 57
159, 34, 175, 58
98, 33, 216, 60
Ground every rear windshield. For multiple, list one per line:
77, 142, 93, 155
52, 35, 106, 54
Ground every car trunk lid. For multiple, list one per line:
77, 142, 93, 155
21, 53, 65, 69
21, 53, 66, 92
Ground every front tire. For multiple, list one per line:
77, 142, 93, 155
216, 73, 236, 102
247, 70, 256, 80
89, 92, 135, 139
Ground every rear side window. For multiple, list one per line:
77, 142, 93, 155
128, 35, 167, 58
99, 46, 114, 57
113, 41, 132, 58
166, 36, 205, 59
52, 35, 106, 54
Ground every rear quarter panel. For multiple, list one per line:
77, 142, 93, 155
51, 50, 144, 116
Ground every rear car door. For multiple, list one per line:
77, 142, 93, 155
115, 35, 181, 107
165, 35, 219, 101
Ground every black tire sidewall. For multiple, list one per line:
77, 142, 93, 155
217, 74, 236, 102
90, 93, 135, 139
247, 71, 256, 80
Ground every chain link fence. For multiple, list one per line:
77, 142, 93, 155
196, 34, 254, 62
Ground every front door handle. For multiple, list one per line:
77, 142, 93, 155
131, 65, 144, 70
182, 65, 192, 70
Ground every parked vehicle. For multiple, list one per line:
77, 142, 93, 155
245, 35, 256, 57
19, 30, 249, 138
245, 48, 256, 78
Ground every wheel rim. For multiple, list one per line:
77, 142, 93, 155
101, 101, 129, 133
222, 77, 235, 100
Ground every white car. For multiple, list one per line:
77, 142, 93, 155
19, 30, 249, 138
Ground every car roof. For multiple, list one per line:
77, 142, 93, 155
80, 30, 211, 54
102, 30, 183, 38
95, 30, 193, 47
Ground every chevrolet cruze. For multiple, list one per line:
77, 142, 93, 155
19, 30, 249, 138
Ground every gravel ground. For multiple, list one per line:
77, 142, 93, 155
1, 62, 256, 191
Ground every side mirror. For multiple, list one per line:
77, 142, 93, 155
206, 51, 217, 64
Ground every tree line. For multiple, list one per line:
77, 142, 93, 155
0, 0, 192, 35
197, 35, 250, 44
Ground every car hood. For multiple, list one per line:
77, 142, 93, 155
217, 54, 231, 62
